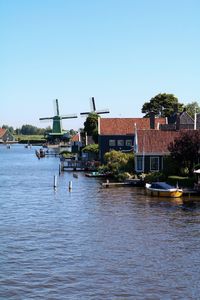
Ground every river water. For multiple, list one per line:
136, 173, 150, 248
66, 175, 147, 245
1, 144, 200, 299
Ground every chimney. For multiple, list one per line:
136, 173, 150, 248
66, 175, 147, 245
150, 111, 155, 129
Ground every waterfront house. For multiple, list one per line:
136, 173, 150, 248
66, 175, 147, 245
0, 128, 15, 143
134, 130, 181, 173
71, 133, 83, 153
160, 110, 200, 131
98, 116, 166, 162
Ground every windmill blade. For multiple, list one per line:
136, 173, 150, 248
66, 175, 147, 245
55, 99, 60, 115
96, 109, 110, 114
39, 117, 54, 120
61, 114, 78, 119
80, 111, 90, 116
90, 97, 96, 111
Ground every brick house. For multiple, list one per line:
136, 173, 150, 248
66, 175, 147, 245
98, 116, 166, 162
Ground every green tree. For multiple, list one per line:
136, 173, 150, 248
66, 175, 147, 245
104, 150, 134, 175
82, 144, 99, 154
142, 93, 184, 118
2, 124, 14, 134
184, 101, 200, 119
69, 129, 78, 137
168, 131, 200, 175
21, 124, 38, 135
84, 113, 99, 143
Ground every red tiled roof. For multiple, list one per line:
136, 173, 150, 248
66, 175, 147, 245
71, 133, 80, 142
99, 118, 166, 135
137, 130, 181, 154
0, 128, 6, 137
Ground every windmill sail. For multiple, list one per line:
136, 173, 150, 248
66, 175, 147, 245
39, 99, 78, 135
80, 97, 110, 116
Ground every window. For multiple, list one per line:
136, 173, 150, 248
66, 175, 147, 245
136, 156, 143, 172
117, 140, 124, 147
150, 157, 159, 171
126, 140, 132, 147
109, 139, 116, 146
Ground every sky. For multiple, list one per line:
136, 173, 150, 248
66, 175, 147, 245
1, 0, 200, 130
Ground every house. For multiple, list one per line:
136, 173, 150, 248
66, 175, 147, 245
134, 130, 181, 173
71, 133, 83, 153
98, 116, 166, 162
0, 128, 15, 143
161, 110, 200, 131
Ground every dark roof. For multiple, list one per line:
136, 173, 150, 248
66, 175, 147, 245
99, 118, 166, 135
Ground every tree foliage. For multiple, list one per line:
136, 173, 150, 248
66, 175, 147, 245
168, 131, 200, 175
184, 101, 200, 119
82, 144, 99, 154
21, 124, 41, 135
2, 124, 14, 134
142, 93, 184, 118
83, 113, 99, 143
104, 150, 134, 175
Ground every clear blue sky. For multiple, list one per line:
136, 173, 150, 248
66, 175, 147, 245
1, 0, 200, 130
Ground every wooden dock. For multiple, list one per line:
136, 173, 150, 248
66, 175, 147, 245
102, 179, 145, 188
182, 189, 200, 196
61, 160, 97, 171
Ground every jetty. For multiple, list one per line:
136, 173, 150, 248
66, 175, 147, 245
102, 179, 145, 188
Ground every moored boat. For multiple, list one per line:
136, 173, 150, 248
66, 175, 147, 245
85, 171, 111, 178
145, 182, 183, 198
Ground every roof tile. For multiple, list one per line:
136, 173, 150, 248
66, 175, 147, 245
100, 118, 166, 135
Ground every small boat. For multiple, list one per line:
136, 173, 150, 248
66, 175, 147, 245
85, 171, 110, 178
35, 149, 46, 159
145, 182, 183, 198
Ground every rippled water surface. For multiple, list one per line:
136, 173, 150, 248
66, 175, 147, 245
1, 144, 200, 299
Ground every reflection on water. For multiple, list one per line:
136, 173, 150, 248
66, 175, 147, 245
0, 144, 200, 299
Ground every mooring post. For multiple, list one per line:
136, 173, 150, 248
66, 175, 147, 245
69, 180, 72, 191
106, 179, 109, 188
54, 174, 57, 188
59, 164, 61, 175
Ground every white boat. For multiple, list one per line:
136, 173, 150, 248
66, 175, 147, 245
146, 182, 183, 198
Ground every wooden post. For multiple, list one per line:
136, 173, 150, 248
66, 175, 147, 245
69, 181, 72, 191
59, 164, 61, 175
54, 175, 57, 188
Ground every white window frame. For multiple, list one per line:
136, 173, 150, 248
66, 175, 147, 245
109, 139, 116, 147
150, 156, 159, 171
136, 156, 143, 172
117, 140, 124, 147
126, 139, 132, 147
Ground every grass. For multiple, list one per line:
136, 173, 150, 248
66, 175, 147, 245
14, 135, 46, 144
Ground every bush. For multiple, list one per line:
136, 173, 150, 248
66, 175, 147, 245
82, 144, 99, 154
167, 176, 195, 188
104, 150, 134, 176
163, 156, 179, 176
145, 172, 167, 183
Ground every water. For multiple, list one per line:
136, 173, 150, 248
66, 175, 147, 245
1, 144, 200, 299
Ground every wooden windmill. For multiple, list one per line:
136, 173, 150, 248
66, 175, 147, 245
39, 99, 77, 142
80, 97, 110, 116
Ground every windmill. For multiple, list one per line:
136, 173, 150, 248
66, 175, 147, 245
39, 99, 78, 142
80, 97, 110, 116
